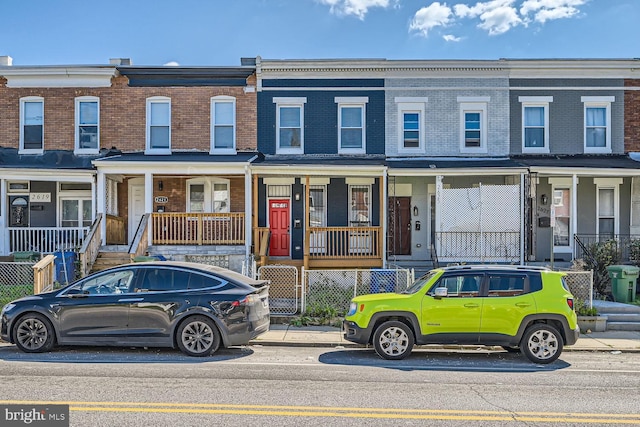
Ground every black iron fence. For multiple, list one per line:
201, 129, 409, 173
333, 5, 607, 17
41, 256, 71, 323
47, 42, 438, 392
574, 234, 640, 264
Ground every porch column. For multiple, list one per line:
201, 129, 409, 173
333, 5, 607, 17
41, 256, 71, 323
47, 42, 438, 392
520, 172, 525, 265
381, 171, 387, 268
244, 165, 252, 260
253, 173, 258, 258
304, 175, 310, 271
0, 178, 6, 254
145, 172, 153, 244
97, 171, 106, 245
572, 174, 578, 256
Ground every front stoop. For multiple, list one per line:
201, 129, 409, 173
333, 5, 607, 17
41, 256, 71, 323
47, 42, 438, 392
593, 300, 640, 331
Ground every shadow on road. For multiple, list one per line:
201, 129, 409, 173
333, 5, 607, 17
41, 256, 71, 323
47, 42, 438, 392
0, 343, 254, 364
318, 347, 571, 372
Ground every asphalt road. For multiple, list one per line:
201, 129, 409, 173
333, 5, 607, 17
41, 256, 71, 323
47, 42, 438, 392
1, 343, 639, 426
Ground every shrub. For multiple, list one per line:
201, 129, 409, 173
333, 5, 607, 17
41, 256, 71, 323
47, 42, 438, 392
581, 240, 621, 297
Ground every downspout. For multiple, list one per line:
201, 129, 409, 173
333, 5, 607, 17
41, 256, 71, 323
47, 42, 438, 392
97, 171, 106, 246
244, 164, 252, 260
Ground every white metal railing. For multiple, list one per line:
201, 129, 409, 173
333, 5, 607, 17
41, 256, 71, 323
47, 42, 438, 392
9, 227, 89, 254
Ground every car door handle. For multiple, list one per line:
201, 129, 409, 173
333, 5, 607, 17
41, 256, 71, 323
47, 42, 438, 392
515, 302, 531, 308
118, 298, 144, 302
464, 303, 479, 308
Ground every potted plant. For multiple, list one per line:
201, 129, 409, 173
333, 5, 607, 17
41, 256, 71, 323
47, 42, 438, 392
575, 300, 607, 333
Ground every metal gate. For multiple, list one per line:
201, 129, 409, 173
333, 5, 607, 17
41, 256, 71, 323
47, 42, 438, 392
257, 265, 300, 315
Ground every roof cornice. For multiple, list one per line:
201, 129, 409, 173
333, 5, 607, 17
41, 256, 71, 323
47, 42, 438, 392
0, 66, 117, 88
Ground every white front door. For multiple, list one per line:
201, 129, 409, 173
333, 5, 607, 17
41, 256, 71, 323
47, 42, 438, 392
128, 178, 145, 243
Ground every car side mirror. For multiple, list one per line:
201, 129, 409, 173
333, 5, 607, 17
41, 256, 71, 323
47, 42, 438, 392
434, 287, 448, 299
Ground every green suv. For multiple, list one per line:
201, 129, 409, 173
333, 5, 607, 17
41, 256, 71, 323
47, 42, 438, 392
343, 265, 579, 364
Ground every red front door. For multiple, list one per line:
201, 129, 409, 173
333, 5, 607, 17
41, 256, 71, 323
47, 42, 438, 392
269, 199, 290, 256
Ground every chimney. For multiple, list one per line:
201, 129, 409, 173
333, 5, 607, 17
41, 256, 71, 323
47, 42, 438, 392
0, 56, 13, 66
109, 58, 132, 66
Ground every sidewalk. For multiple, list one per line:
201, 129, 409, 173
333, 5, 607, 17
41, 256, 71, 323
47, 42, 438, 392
251, 324, 640, 353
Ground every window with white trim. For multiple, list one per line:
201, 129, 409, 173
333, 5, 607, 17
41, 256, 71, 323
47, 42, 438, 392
458, 98, 488, 153
274, 97, 306, 154
211, 96, 236, 153
519, 97, 552, 153
61, 198, 93, 228
187, 178, 230, 213
582, 96, 613, 154
146, 97, 171, 153
395, 98, 427, 153
20, 97, 44, 153
595, 178, 621, 239
75, 97, 99, 153
349, 185, 370, 226
336, 97, 367, 153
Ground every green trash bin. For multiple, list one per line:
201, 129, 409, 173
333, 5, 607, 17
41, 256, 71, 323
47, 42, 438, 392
133, 255, 159, 262
607, 265, 640, 303
12, 251, 41, 261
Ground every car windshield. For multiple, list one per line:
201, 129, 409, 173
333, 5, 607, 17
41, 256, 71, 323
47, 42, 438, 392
401, 271, 438, 294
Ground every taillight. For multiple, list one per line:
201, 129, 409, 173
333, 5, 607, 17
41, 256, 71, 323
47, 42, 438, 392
567, 298, 574, 310
231, 296, 250, 307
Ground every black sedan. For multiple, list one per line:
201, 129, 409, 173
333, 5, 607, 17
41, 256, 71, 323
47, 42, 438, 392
0, 261, 270, 357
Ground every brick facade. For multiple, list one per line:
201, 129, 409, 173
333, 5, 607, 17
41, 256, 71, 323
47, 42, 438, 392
0, 74, 257, 153
625, 80, 640, 152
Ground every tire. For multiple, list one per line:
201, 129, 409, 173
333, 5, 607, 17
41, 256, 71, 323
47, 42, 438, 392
372, 320, 414, 360
520, 323, 563, 364
501, 346, 521, 353
176, 316, 221, 357
13, 313, 55, 353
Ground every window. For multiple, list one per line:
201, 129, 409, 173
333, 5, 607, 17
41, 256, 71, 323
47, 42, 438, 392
309, 186, 326, 228
349, 185, 370, 226
519, 97, 552, 153
458, 98, 488, 153
395, 98, 427, 153
146, 97, 171, 153
61, 198, 93, 228
187, 178, 230, 213
488, 274, 526, 297
211, 96, 236, 153
582, 96, 613, 153
436, 274, 482, 297
20, 97, 44, 152
553, 188, 571, 247
75, 97, 99, 153
595, 178, 621, 239
274, 97, 306, 154
336, 97, 368, 153
74, 270, 134, 295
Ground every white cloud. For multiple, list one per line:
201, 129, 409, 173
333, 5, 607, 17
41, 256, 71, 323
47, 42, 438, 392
443, 34, 462, 42
409, 2, 454, 37
520, 0, 587, 24
318, 0, 398, 20
454, 0, 522, 35
163, 61, 180, 66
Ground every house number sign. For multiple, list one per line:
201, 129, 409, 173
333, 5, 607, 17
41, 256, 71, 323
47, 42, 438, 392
155, 196, 169, 203
29, 193, 51, 203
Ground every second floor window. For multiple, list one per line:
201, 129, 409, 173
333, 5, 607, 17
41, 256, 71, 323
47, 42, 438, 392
403, 112, 420, 148
211, 96, 235, 153
519, 97, 552, 153
20, 97, 44, 152
336, 97, 367, 154
147, 97, 171, 153
395, 98, 427, 154
458, 98, 488, 153
76, 97, 99, 152
582, 96, 613, 154
464, 112, 481, 147
274, 97, 306, 154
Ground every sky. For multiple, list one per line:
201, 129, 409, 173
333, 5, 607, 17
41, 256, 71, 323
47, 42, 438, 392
1, 0, 639, 66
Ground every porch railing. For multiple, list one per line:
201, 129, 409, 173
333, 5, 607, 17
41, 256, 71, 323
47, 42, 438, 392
307, 226, 382, 260
574, 234, 640, 263
151, 212, 245, 245
435, 231, 520, 263
129, 213, 151, 260
78, 214, 103, 277
33, 254, 56, 294
9, 226, 90, 254
106, 214, 126, 245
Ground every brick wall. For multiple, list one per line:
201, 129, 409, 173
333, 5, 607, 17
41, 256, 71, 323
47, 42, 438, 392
625, 80, 640, 152
0, 75, 257, 152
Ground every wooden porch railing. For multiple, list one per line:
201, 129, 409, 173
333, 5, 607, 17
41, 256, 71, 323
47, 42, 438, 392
151, 212, 245, 245
9, 226, 89, 254
33, 254, 56, 294
306, 226, 382, 260
129, 213, 151, 261
78, 214, 102, 277
106, 214, 126, 245
253, 227, 270, 266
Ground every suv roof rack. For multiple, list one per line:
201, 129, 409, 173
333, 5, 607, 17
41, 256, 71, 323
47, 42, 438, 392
439, 264, 551, 272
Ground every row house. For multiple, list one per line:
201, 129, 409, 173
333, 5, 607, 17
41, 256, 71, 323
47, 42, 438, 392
0, 56, 259, 273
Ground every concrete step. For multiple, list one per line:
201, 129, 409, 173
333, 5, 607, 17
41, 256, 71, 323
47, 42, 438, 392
604, 313, 640, 323
606, 322, 640, 331
97, 251, 131, 259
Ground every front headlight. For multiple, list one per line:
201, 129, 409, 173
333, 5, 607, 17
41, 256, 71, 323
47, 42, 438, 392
1, 303, 16, 316
346, 302, 357, 317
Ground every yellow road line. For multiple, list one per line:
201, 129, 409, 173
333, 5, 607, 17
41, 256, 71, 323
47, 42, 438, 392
1, 400, 639, 424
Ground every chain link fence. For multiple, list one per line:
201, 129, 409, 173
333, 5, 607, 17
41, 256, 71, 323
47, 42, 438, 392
302, 268, 413, 317
0, 262, 36, 309
257, 265, 299, 315
563, 270, 594, 309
